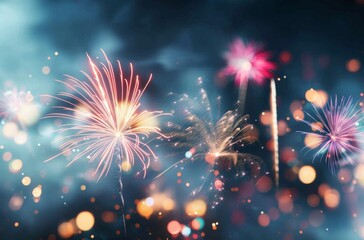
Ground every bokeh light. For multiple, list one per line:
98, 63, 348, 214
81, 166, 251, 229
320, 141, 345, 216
75, 211, 95, 231
298, 165, 316, 184
167, 220, 182, 235
185, 199, 207, 217
8, 195, 24, 211
9, 159, 23, 173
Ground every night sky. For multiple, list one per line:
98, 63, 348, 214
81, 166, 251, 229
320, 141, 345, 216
1, 0, 364, 239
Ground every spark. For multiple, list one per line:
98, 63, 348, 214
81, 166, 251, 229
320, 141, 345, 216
300, 97, 364, 172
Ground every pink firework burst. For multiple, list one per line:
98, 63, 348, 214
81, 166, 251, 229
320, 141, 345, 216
301, 97, 364, 172
219, 38, 275, 86
46, 51, 168, 179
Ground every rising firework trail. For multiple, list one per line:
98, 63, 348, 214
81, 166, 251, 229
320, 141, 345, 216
45, 50, 168, 234
270, 79, 279, 187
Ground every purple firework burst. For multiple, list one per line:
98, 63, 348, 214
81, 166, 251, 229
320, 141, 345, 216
301, 97, 364, 172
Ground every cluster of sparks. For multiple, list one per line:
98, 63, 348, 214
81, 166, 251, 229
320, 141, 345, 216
301, 97, 364, 172
46, 51, 168, 179
160, 78, 264, 205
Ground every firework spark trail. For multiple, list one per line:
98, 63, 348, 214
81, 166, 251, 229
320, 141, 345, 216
300, 96, 364, 172
45, 50, 168, 233
157, 78, 264, 205
270, 79, 279, 187
237, 80, 248, 114
114, 145, 126, 236
219, 38, 275, 113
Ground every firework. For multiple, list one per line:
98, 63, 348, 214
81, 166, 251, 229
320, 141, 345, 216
0, 88, 36, 124
219, 38, 275, 112
46, 50, 168, 232
270, 79, 279, 187
158, 78, 264, 206
300, 97, 363, 172
0, 88, 40, 149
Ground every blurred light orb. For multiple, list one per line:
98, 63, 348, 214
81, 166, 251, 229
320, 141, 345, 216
145, 197, 154, 207
278, 120, 288, 136
324, 189, 340, 208
277, 190, 293, 213
101, 211, 116, 223
280, 51, 292, 63
8, 195, 24, 211
58, 222, 75, 238
14, 131, 28, 145
298, 165, 316, 184
137, 200, 154, 219
162, 198, 175, 211
185, 199, 207, 217
346, 58, 361, 72
305, 89, 318, 102
256, 176, 272, 192
260, 111, 272, 125
191, 217, 205, 230
3, 122, 18, 138
290, 101, 302, 113
318, 184, 331, 197
25, 92, 34, 102
204, 153, 216, 165
9, 159, 23, 173
75, 211, 95, 231
338, 168, 352, 183
185, 151, 193, 159
167, 220, 182, 235
22, 176, 31, 186
293, 109, 304, 121
42, 66, 51, 75
17, 103, 41, 125
121, 161, 131, 172
307, 194, 320, 207
3, 151, 12, 161
354, 164, 364, 186
32, 185, 42, 198
258, 213, 270, 227
181, 225, 191, 237
312, 90, 328, 108
214, 179, 224, 190
304, 134, 322, 149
